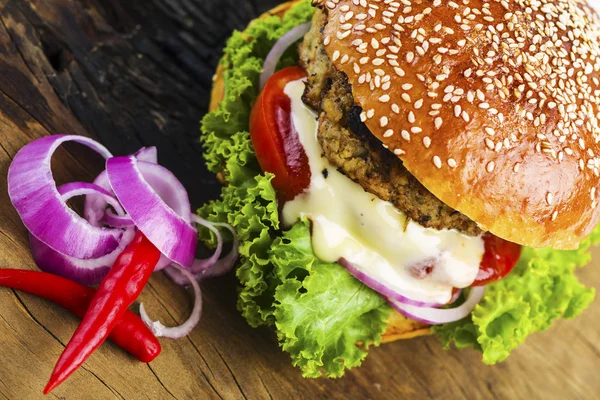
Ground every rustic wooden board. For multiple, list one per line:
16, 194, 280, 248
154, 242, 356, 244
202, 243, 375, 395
0, 0, 598, 398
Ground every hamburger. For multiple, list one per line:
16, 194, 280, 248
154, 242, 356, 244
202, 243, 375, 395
201, 0, 600, 377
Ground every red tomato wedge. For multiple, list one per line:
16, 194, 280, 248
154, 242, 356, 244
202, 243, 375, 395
250, 67, 310, 201
252, 67, 521, 286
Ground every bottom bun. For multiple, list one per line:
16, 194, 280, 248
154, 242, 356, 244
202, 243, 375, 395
208, 0, 431, 342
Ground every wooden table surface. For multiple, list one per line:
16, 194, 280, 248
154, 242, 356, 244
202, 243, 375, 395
0, 0, 599, 398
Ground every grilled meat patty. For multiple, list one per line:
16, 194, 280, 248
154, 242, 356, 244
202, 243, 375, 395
298, 10, 480, 236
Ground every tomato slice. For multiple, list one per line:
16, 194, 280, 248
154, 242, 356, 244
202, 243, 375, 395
250, 67, 310, 201
471, 233, 522, 286
251, 67, 521, 286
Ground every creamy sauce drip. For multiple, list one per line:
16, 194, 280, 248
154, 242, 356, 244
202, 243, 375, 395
282, 79, 484, 304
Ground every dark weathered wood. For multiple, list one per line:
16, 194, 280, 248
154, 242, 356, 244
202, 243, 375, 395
0, 0, 598, 399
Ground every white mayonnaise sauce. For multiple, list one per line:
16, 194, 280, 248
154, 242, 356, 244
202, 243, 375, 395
282, 79, 484, 304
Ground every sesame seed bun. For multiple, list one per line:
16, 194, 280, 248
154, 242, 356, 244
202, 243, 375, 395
319, 0, 600, 250
209, 0, 431, 343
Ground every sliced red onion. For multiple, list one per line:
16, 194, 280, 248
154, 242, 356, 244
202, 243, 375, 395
339, 258, 443, 308
198, 222, 239, 279
102, 210, 135, 228
260, 22, 311, 89
139, 265, 202, 339
30, 182, 135, 286
189, 215, 223, 274
134, 146, 158, 164
8, 135, 123, 259
163, 266, 196, 286
84, 147, 159, 227
85, 159, 192, 271
389, 286, 485, 325
83, 170, 113, 227
106, 156, 197, 268
58, 182, 123, 215
164, 222, 239, 286
449, 289, 463, 305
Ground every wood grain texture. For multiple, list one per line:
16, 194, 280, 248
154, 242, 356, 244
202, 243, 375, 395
0, 0, 598, 399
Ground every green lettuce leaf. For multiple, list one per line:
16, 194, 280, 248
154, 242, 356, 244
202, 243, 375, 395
199, 0, 597, 376
198, 0, 390, 377
272, 220, 389, 378
433, 228, 599, 364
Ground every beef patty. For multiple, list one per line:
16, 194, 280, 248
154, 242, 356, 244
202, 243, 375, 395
298, 10, 480, 236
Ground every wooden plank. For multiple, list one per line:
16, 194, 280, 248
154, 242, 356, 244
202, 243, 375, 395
0, 0, 598, 398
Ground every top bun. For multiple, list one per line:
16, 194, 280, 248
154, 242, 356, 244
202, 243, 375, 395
317, 0, 600, 249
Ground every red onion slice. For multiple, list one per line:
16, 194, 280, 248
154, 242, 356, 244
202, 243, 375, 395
86, 159, 192, 271
106, 156, 197, 268
102, 210, 135, 228
30, 182, 135, 286
260, 22, 311, 89
339, 258, 443, 308
198, 222, 239, 279
139, 265, 202, 339
389, 286, 485, 325
8, 135, 122, 259
134, 146, 158, 164
84, 147, 160, 227
189, 215, 223, 273
165, 221, 240, 286
449, 289, 463, 305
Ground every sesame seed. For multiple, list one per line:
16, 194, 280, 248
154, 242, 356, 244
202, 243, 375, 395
401, 130, 411, 141
486, 161, 495, 173
433, 156, 442, 169
384, 129, 394, 137
546, 192, 554, 205
323, 0, 600, 190
380, 116, 389, 127
454, 105, 461, 117
423, 137, 431, 148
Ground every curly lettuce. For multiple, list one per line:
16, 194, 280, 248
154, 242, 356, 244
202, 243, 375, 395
434, 229, 598, 364
199, 0, 597, 376
199, 0, 389, 377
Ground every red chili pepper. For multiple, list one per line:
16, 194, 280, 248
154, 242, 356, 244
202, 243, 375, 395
44, 231, 161, 394
0, 269, 160, 362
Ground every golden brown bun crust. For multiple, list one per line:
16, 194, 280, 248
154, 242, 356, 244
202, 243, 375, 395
208, 0, 430, 341
319, 0, 600, 250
